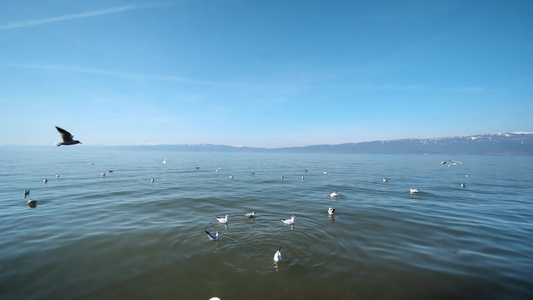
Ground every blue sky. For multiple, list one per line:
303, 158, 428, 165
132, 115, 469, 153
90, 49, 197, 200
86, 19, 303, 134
1, 0, 532, 147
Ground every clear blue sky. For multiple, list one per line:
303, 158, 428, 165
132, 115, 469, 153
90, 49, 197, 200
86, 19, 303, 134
1, 0, 532, 147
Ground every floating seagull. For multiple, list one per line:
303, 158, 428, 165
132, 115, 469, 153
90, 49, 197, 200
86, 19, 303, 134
330, 191, 338, 198
23, 189, 30, 198
328, 207, 335, 215
54, 126, 81, 146
441, 160, 463, 167
216, 215, 229, 224
161, 158, 167, 164
100, 172, 105, 177
461, 183, 466, 188
151, 178, 155, 183
301, 176, 305, 181
244, 211, 256, 218
229, 175, 234, 179
273, 247, 282, 262
324, 171, 327, 175
108, 170, 114, 173
43, 178, 47, 183
281, 215, 296, 225
216, 167, 222, 173
383, 178, 388, 183
56, 174, 60, 178
305, 170, 308, 173
27, 198, 37, 207
251, 172, 255, 175
281, 176, 284, 180
205, 230, 220, 241
466, 174, 469, 178
196, 166, 200, 170
410, 188, 420, 194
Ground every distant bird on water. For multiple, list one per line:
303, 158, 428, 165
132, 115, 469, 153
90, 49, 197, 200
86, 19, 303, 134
281, 215, 296, 225
54, 126, 81, 146
274, 247, 283, 262
24, 189, 30, 198
410, 188, 420, 194
27, 198, 37, 207
161, 158, 167, 164
328, 207, 335, 215
244, 211, 256, 218
205, 230, 220, 241
330, 191, 338, 198
217, 215, 229, 224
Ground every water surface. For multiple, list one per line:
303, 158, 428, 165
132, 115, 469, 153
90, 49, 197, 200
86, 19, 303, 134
1, 147, 532, 299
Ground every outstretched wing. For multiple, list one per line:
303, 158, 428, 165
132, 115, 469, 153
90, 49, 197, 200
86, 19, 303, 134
55, 126, 74, 142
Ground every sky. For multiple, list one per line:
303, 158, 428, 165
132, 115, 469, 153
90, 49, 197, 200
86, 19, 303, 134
1, 0, 532, 147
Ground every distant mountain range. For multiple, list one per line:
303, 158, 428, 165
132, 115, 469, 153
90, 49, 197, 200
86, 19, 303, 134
119, 132, 533, 155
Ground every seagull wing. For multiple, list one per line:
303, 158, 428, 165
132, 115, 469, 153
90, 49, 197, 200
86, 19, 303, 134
55, 126, 74, 142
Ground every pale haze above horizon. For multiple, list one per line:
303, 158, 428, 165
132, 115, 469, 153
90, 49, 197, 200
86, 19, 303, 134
1, 0, 532, 148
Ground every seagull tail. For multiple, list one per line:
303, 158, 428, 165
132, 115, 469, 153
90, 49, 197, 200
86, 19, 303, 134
54, 142, 61, 146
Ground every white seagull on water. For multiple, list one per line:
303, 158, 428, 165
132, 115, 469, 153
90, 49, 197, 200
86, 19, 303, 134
410, 188, 420, 194
281, 215, 296, 225
27, 198, 37, 207
330, 191, 338, 198
205, 230, 220, 241
273, 247, 283, 262
161, 158, 167, 164
54, 126, 81, 146
244, 211, 256, 218
328, 207, 335, 215
216, 215, 229, 224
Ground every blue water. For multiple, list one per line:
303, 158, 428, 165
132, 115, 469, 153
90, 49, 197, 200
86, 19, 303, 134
1, 146, 532, 299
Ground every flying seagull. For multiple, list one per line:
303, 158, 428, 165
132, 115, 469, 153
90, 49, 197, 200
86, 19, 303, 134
441, 160, 463, 167
54, 126, 81, 146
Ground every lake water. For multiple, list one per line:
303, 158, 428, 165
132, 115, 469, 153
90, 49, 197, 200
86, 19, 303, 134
1, 147, 532, 299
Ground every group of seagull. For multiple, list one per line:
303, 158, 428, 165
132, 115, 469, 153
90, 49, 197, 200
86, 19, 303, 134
205, 206, 335, 263
204, 212, 290, 262
45, 126, 464, 242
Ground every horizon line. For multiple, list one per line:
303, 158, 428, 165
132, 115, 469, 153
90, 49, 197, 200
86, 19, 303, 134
1, 132, 530, 148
